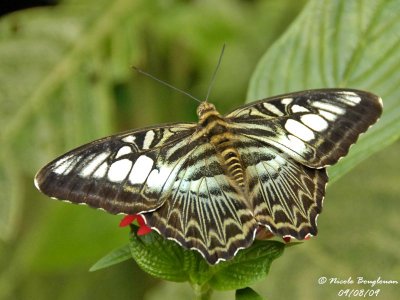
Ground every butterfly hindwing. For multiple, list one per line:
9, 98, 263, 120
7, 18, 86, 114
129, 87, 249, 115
235, 137, 327, 239
143, 143, 257, 264
227, 89, 382, 167
35, 123, 197, 214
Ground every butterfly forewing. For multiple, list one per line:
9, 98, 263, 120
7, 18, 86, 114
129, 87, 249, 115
35, 88, 382, 264
227, 89, 382, 167
35, 123, 196, 214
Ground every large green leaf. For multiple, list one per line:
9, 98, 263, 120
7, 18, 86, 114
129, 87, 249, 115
248, 0, 400, 183
247, 2, 400, 299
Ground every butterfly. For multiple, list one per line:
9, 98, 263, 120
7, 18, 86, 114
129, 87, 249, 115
34, 88, 382, 264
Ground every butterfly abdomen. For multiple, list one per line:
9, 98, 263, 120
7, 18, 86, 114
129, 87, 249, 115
220, 146, 245, 188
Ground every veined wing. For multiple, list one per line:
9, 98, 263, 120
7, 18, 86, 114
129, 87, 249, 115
226, 89, 382, 167
34, 123, 198, 214
143, 143, 257, 264
235, 137, 327, 239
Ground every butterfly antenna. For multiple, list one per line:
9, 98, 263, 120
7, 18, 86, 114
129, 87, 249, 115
205, 44, 226, 102
132, 66, 202, 103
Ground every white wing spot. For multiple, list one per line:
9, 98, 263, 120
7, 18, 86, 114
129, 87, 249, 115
277, 134, 306, 153
93, 162, 108, 178
108, 159, 133, 182
80, 152, 109, 177
143, 130, 155, 150
53, 155, 75, 175
115, 146, 132, 159
300, 114, 329, 132
129, 155, 154, 184
338, 91, 361, 105
263, 103, 284, 116
281, 98, 293, 105
287, 134, 306, 152
285, 119, 315, 141
318, 109, 337, 122
147, 166, 174, 191
291, 105, 310, 113
311, 101, 345, 115
122, 135, 136, 143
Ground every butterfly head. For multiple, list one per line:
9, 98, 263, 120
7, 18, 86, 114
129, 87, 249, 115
197, 102, 220, 122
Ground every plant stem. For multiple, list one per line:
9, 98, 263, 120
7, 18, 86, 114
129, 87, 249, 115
192, 283, 212, 300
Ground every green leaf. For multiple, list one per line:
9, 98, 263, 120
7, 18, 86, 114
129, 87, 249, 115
129, 227, 285, 290
236, 287, 264, 300
129, 228, 191, 282
89, 244, 132, 272
209, 240, 284, 290
248, 0, 400, 182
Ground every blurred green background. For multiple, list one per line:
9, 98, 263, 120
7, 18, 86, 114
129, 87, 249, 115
0, 0, 399, 299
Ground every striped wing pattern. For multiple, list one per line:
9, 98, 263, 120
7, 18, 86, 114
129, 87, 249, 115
145, 143, 257, 264
227, 89, 383, 167
35, 123, 197, 213
237, 137, 327, 239
35, 88, 382, 264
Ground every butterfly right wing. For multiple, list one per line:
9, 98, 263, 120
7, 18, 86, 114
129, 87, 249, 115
226, 89, 382, 168
226, 89, 382, 240
235, 137, 327, 240
34, 123, 198, 214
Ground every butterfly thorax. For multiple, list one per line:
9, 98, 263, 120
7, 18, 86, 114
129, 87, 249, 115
197, 101, 246, 191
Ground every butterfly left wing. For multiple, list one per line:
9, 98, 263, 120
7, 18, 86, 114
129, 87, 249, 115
35, 122, 258, 264
34, 123, 198, 214
226, 89, 382, 168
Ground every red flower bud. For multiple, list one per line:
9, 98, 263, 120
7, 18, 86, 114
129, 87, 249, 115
119, 215, 137, 227
119, 214, 152, 236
